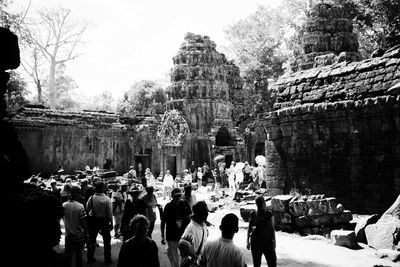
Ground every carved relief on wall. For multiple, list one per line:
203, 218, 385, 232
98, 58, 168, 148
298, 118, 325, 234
158, 109, 191, 147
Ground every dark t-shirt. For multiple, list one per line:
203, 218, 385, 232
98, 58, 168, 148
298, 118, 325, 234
117, 236, 160, 267
162, 200, 192, 241
121, 199, 148, 239
249, 210, 275, 246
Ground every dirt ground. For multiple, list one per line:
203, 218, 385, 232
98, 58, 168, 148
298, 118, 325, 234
58, 187, 398, 267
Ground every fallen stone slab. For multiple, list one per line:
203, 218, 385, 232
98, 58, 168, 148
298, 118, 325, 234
354, 214, 380, 244
271, 195, 294, 212
295, 210, 352, 228
331, 230, 359, 249
376, 249, 400, 262
365, 216, 400, 250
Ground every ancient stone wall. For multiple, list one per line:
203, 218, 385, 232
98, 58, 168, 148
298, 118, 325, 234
11, 108, 160, 176
263, 47, 400, 214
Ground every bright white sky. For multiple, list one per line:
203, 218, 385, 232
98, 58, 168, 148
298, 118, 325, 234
11, 0, 282, 100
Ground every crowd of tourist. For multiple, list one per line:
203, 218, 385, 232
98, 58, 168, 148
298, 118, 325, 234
23, 159, 275, 267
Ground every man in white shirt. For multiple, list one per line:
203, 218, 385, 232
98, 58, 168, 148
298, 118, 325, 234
179, 201, 209, 265
163, 170, 175, 200
198, 213, 246, 267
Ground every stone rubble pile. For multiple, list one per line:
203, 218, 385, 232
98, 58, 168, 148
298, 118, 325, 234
240, 194, 353, 236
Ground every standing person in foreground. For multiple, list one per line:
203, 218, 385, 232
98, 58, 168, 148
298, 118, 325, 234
86, 181, 113, 265
120, 187, 148, 241
141, 186, 158, 238
247, 195, 277, 267
161, 188, 192, 267
117, 214, 160, 267
179, 201, 209, 267
198, 213, 246, 267
63, 186, 90, 267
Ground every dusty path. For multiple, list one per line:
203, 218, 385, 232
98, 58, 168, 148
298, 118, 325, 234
59, 189, 398, 267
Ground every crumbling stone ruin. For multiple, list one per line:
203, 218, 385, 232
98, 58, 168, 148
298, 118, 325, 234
11, 107, 159, 176
289, 1, 361, 72
161, 32, 245, 176
240, 194, 352, 236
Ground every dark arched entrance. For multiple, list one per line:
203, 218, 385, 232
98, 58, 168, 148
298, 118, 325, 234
215, 127, 231, 146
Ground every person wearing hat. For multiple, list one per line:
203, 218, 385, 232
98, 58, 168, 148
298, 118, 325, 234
161, 187, 192, 267
86, 181, 113, 264
63, 185, 90, 267
178, 201, 209, 267
120, 187, 148, 241
198, 213, 246, 267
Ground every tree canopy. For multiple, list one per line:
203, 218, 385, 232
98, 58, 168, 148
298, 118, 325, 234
117, 80, 167, 117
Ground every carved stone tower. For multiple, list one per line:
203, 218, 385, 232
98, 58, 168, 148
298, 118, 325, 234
291, 0, 361, 71
158, 33, 244, 177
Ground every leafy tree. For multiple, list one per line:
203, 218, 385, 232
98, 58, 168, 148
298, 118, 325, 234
40, 63, 79, 110
5, 71, 29, 115
81, 91, 115, 113
224, 3, 302, 116
349, 0, 400, 56
21, 7, 87, 109
117, 80, 167, 116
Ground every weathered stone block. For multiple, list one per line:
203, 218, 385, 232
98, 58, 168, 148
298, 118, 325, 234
295, 210, 352, 228
271, 195, 294, 212
354, 214, 380, 244
331, 230, 358, 249
291, 199, 309, 217
273, 211, 292, 224
365, 217, 400, 250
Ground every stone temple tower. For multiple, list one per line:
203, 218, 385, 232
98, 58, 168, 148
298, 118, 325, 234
290, 0, 361, 71
158, 33, 244, 177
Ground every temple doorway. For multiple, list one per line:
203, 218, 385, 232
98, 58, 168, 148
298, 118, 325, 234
255, 142, 265, 158
166, 155, 177, 178
216, 127, 231, 146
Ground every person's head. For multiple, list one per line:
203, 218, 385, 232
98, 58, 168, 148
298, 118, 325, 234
255, 195, 266, 211
184, 169, 189, 175
192, 201, 209, 223
146, 186, 154, 195
220, 213, 239, 239
130, 165, 134, 170
166, 170, 170, 175
191, 161, 194, 165
65, 178, 72, 184
94, 180, 106, 193
70, 185, 81, 200
231, 161, 235, 166
171, 188, 182, 202
129, 214, 149, 239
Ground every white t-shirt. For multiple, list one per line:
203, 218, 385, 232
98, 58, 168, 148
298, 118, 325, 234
163, 174, 175, 187
179, 220, 208, 255
198, 237, 246, 267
